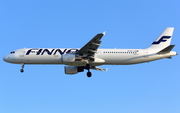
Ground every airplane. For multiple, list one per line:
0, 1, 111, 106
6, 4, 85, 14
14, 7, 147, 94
3, 27, 177, 77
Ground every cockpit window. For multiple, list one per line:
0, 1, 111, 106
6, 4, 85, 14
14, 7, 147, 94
10, 51, 15, 54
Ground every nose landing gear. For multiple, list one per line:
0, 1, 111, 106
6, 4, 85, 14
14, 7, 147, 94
20, 64, 24, 73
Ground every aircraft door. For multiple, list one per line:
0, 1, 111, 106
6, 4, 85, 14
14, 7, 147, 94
19, 50, 25, 57
96, 50, 102, 57
18, 49, 27, 63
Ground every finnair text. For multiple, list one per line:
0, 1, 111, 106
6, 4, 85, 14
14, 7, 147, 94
26, 49, 79, 55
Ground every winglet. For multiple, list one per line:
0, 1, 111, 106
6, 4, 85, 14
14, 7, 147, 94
92, 66, 108, 71
102, 31, 106, 35
105, 68, 108, 71
101, 68, 108, 71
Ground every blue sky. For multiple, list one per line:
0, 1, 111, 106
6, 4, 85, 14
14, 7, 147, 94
0, 0, 180, 113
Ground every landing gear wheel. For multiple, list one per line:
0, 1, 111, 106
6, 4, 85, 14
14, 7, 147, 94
87, 71, 92, 77
20, 69, 24, 73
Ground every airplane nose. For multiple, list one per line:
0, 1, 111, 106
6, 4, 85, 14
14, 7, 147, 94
3, 56, 7, 62
3, 55, 10, 62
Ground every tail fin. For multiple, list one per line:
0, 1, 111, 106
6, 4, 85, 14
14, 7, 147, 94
147, 27, 174, 53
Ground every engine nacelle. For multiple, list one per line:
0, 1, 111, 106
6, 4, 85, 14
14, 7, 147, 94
64, 66, 84, 74
62, 54, 75, 62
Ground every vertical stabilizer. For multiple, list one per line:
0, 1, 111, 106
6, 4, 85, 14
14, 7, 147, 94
147, 27, 174, 53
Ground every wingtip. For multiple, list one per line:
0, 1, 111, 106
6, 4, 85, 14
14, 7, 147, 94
103, 68, 108, 71
102, 31, 106, 35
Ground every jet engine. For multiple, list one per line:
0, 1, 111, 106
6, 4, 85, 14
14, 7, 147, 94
64, 66, 84, 74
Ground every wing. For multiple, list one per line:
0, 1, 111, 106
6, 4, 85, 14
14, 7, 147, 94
76, 32, 106, 61
91, 66, 108, 71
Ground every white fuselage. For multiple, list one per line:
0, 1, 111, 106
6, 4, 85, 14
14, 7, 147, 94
3, 28, 177, 77
3, 48, 177, 66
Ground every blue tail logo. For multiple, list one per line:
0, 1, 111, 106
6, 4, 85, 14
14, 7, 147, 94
152, 36, 171, 44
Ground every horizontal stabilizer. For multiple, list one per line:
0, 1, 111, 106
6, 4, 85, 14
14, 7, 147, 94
157, 45, 175, 54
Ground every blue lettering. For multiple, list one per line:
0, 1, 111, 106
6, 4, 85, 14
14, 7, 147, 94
66, 49, 79, 54
41, 49, 55, 55
26, 49, 39, 55
36, 49, 43, 55
26, 48, 79, 55
53, 49, 67, 55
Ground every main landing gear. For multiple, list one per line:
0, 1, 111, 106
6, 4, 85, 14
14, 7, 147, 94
86, 64, 92, 77
20, 63, 24, 73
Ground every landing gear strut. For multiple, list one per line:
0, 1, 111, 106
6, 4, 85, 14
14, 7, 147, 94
86, 64, 92, 77
20, 63, 25, 73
